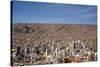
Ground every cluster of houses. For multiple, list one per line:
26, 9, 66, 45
11, 39, 97, 66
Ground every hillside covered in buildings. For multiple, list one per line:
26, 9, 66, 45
11, 23, 97, 66
12, 23, 97, 51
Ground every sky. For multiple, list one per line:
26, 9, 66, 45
12, 1, 97, 24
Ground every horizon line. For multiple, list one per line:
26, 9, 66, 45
12, 22, 97, 25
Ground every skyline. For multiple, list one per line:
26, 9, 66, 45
12, 1, 97, 25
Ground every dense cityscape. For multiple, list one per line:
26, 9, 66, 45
11, 1, 97, 66
11, 24, 97, 66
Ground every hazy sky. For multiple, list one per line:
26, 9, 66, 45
12, 1, 97, 24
